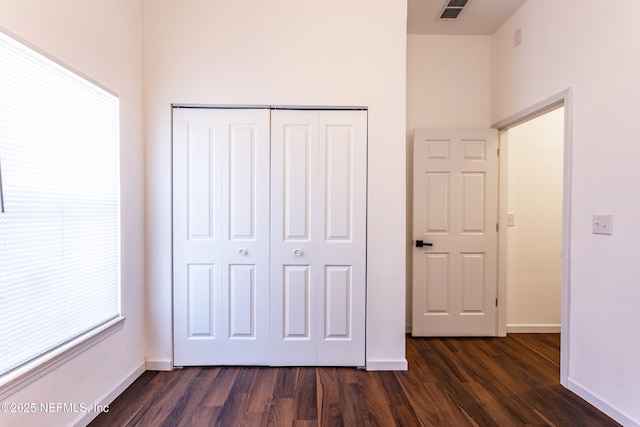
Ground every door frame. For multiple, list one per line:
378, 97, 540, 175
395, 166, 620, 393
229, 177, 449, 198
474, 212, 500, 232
492, 88, 573, 386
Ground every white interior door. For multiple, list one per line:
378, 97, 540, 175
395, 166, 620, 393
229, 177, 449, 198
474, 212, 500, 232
173, 108, 270, 365
412, 128, 498, 336
270, 110, 367, 366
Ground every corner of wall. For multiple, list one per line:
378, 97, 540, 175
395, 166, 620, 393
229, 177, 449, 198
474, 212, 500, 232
567, 378, 640, 427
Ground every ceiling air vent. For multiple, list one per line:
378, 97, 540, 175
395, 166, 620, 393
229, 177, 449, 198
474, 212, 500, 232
439, 0, 469, 20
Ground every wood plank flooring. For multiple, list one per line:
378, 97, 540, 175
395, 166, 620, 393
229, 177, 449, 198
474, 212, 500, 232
89, 334, 620, 426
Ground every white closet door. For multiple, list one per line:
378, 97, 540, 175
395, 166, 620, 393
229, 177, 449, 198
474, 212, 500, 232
221, 110, 271, 364
270, 110, 367, 366
317, 111, 367, 366
173, 108, 270, 366
270, 111, 320, 365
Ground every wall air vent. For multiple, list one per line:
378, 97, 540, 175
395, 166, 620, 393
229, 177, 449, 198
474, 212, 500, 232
439, 0, 469, 20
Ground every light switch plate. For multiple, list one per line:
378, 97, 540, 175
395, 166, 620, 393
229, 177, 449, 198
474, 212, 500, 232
592, 214, 613, 235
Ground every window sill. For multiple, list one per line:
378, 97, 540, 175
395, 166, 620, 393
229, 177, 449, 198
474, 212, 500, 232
0, 316, 126, 401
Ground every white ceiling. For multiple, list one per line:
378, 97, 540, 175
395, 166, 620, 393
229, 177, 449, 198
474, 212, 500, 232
408, 0, 528, 35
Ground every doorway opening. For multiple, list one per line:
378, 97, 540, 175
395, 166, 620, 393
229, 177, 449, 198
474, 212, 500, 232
495, 89, 572, 386
502, 106, 564, 333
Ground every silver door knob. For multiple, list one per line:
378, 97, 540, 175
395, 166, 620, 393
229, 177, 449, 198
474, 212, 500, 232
294, 249, 302, 257
239, 248, 247, 256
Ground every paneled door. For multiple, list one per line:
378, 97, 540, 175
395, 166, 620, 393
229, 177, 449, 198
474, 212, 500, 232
173, 108, 270, 365
270, 110, 367, 366
412, 128, 498, 336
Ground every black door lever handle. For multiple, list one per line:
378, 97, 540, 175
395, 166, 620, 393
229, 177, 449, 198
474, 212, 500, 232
415, 240, 433, 248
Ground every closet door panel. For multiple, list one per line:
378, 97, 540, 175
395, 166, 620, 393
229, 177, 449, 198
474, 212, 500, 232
174, 108, 270, 366
228, 264, 255, 336
187, 264, 216, 337
324, 265, 351, 338
222, 110, 270, 365
283, 125, 313, 240
173, 109, 223, 366
228, 124, 257, 239
318, 111, 367, 366
324, 125, 353, 240
271, 110, 366, 367
283, 265, 311, 338
187, 127, 216, 239
270, 111, 319, 365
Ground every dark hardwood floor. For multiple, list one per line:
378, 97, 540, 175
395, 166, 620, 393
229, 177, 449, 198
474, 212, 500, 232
89, 334, 619, 426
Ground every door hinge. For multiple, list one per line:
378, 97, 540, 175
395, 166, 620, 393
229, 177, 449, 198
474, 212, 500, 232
497, 147, 500, 157
496, 223, 499, 232
496, 298, 498, 307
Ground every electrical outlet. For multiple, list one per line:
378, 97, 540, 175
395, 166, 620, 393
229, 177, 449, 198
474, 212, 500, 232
592, 214, 613, 235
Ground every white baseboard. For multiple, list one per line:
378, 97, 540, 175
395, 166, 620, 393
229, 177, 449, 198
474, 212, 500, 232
408, 323, 560, 334
567, 377, 640, 427
507, 324, 561, 333
71, 361, 146, 427
145, 358, 173, 371
366, 358, 408, 371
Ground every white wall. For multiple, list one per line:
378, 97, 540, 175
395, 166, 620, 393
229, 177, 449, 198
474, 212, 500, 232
407, 35, 492, 131
493, 2, 640, 425
506, 108, 563, 332
0, 0, 146, 426
406, 35, 492, 329
143, 0, 408, 370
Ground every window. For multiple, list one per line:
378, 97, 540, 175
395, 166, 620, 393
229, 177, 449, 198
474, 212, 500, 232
0, 31, 120, 379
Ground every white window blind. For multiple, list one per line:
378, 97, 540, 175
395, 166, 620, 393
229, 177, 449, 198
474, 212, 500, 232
0, 31, 120, 377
